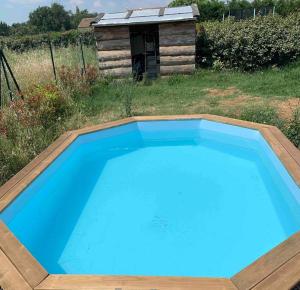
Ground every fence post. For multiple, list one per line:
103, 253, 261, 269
48, 38, 57, 82
253, 8, 256, 19
0, 59, 2, 107
273, 6, 276, 16
79, 36, 86, 75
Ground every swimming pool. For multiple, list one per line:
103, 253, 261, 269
1, 117, 300, 279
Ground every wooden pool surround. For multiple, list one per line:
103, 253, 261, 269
1, 114, 300, 290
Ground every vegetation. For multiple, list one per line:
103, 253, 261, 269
0, 4, 96, 37
1, 30, 94, 52
197, 13, 300, 70
170, 0, 300, 21
0, 44, 299, 186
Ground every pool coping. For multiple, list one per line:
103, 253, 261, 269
0, 114, 300, 290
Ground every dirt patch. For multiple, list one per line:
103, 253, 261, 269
220, 95, 262, 107
276, 98, 300, 119
204, 87, 240, 97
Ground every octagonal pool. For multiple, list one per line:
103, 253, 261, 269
1, 119, 300, 277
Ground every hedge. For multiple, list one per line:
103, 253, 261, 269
197, 12, 300, 70
0, 29, 95, 52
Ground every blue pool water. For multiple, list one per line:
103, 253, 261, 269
1, 120, 300, 277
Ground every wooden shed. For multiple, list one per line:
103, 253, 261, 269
81, 5, 199, 79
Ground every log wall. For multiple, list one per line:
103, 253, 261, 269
94, 20, 196, 78
95, 26, 132, 77
159, 21, 196, 76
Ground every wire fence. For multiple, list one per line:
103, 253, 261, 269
0, 36, 97, 108
223, 6, 275, 21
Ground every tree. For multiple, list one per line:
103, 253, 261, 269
29, 3, 71, 33
0, 22, 10, 36
10, 23, 38, 36
70, 6, 97, 28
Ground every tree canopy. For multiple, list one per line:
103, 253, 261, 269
28, 3, 71, 32
0, 22, 10, 36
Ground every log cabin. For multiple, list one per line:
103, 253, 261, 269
79, 5, 200, 79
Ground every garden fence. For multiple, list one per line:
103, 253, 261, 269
0, 35, 97, 108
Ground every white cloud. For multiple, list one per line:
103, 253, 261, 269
69, 0, 84, 6
93, 0, 103, 9
8, 0, 43, 4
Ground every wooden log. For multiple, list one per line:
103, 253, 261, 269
159, 21, 195, 37
99, 58, 132, 70
97, 38, 130, 51
160, 64, 195, 75
160, 55, 195, 66
160, 45, 195, 56
159, 34, 195, 47
101, 67, 132, 77
97, 50, 132, 61
94, 26, 130, 41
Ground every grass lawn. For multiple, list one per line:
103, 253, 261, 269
80, 62, 300, 125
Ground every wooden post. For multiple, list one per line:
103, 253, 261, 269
0, 49, 22, 99
1, 56, 13, 101
48, 39, 57, 82
79, 36, 86, 75
253, 8, 256, 19
0, 58, 2, 107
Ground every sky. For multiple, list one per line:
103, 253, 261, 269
0, 0, 170, 24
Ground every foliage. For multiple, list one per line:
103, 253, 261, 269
240, 104, 283, 125
0, 21, 10, 37
0, 29, 95, 52
197, 13, 300, 70
28, 3, 71, 33
0, 83, 76, 184
170, 0, 300, 21
284, 108, 300, 148
58, 65, 99, 98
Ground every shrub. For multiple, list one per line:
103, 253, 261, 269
240, 104, 283, 126
58, 65, 99, 98
0, 83, 79, 186
197, 13, 300, 70
284, 107, 300, 148
0, 29, 95, 53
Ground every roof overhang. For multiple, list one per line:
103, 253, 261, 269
92, 4, 199, 28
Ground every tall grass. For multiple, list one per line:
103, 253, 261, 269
2, 45, 98, 93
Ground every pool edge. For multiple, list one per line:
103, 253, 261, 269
0, 114, 300, 290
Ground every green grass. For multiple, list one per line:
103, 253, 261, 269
79, 62, 300, 124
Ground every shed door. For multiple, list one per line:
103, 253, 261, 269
130, 24, 159, 80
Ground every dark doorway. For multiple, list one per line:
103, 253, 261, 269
129, 24, 160, 80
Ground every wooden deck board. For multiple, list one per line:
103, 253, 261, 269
252, 253, 300, 290
231, 231, 300, 290
0, 222, 48, 288
0, 249, 32, 290
35, 275, 237, 290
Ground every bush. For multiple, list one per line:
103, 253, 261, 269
58, 65, 99, 98
197, 13, 300, 70
284, 108, 300, 148
240, 104, 283, 126
0, 83, 77, 185
0, 29, 95, 52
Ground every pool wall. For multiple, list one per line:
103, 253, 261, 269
0, 114, 300, 290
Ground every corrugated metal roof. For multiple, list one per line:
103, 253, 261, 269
93, 5, 199, 27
